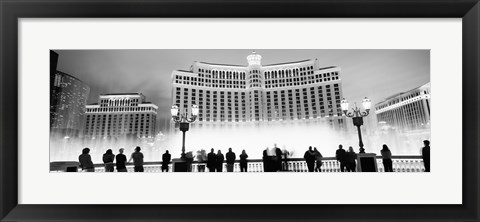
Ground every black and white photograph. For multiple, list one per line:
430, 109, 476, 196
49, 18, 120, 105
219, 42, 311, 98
49, 49, 431, 173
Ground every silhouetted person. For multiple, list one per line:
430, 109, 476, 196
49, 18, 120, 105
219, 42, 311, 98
314, 147, 323, 172
207, 148, 217, 172
380, 145, 393, 172
116, 148, 127, 172
422, 140, 430, 172
335, 144, 347, 172
102, 149, 115, 172
226, 148, 236, 172
345, 146, 357, 172
79, 148, 94, 172
262, 147, 273, 172
304, 146, 316, 172
162, 150, 171, 172
216, 150, 224, 172
274, 144, 283, 171
129, 146, 144, 172
239, 150, 248, 172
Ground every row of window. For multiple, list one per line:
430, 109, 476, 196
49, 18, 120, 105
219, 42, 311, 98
174, 72, 339, 88
86, 106, 157, 113
99, 98, 140, 107
377, 100, 430, 129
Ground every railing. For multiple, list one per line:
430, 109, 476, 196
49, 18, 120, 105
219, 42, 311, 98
52, 156, 425, 172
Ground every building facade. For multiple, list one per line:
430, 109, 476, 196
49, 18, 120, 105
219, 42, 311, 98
374, 82, 431, 131
84, 93, 158, 139
171, 51, 346, 129
50, 70, 90, 138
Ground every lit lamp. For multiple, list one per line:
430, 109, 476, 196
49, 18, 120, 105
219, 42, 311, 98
341, 97, 371, 152
171, 104, 198, 158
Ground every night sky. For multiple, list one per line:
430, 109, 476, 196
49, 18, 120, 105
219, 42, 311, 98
55, 49, 430, 132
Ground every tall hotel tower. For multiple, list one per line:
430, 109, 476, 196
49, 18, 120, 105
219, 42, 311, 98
171, 51, 346, 129
50, 51, 90, 139
84, 93, 158, 140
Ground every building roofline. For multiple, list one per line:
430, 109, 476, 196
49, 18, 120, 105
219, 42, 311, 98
263, 59, 313, 67
56, 71, 85, 83
197, 62, 246, 68
317, 66, 338, 71
99, 93, 144, 96
375, 82, 430, 106
196, 59, 317, 68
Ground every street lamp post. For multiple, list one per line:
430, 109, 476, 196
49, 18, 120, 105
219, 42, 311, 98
170, 104, 199, 159
341, 97, 372, 152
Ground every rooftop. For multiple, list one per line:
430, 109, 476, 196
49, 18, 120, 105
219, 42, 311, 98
263, 59, 313, 67
318, 66, 338, 71
56, 71, 86, 83
375, 82, 430, 105
197, 62, 245, 67
99, 93, 143, 96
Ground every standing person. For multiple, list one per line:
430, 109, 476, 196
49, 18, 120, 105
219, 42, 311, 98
380, 144, 393, 172
304, 146, 316, 172
162, 150, 171, 172
115, 148, 127, 172
225, 148, 236, 172
128, 146, 144, 172
79, 147, 95, 172
102, 149, 115, 172
274, 144, 283, 171
346, 146, 357, 172
262, 147, 270, 172
239, 150, 249, 172
421, 140, 430, 172
335, 144, 347, 172
207, 148, 216, 172
313, 147, 323, 172
215, 150, 225, 172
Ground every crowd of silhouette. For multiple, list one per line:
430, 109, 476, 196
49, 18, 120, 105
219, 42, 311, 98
77, 140, 430, 173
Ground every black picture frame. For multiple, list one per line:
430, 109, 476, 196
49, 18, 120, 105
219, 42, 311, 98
1, 0, 479, 221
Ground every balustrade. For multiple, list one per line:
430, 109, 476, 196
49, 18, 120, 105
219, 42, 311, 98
51, 156, 425, 173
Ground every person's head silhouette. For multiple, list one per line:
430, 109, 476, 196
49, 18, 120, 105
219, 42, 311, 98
119, 148, 124, 154
423, 140, 430, 146
106, 149, 113, 154
135, 146, 141, 152
309, 146, 313, 151
382, 144, 390, 151
229, 147, 232, 152
165, 150, 169, 154
82, 147, 90, 154
339, 144, 343, 149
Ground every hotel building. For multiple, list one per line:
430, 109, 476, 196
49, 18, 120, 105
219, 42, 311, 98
50, 51, 90, 139
171, 51, 346, 129
84, 93, 158, 139
374, 82, 431, 131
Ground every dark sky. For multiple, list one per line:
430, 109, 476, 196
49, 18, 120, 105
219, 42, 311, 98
55, 49, 430, 132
